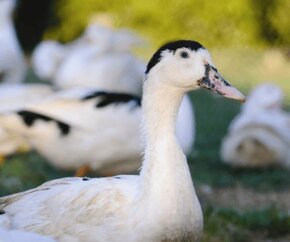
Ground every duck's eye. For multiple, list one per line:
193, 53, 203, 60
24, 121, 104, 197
180, 51, 189, 58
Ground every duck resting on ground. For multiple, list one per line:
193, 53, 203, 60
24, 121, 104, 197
0, 88, 194, 176
221, 83, 290, 168
0, 40, 245, 242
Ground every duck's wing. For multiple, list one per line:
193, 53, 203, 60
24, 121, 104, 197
0, 177, 79, 208
0, 175, 138, 234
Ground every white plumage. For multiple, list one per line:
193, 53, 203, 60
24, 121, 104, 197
0, 87, 194, 175
0, 40, 245, 242
0, 228, 56, 242
52, 24, 145, 94
0, 0, 26, 83
221, 83, 290, 168
31, 41, 67, 81
32, 24, 145, 95
0, 83, 53, 158
27, 26, 195, 174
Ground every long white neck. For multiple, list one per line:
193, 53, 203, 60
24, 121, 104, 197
137, 73, 202, 237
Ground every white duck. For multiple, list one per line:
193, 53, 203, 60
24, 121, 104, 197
221, 83, 290, 168
0, 0, 26, 83
0, 83, 53, 162
53, 25, 145, 95
0, 228, 56, 242
0, 87, 193, 176
32, 23, 145, 94
0, 40, 245, 242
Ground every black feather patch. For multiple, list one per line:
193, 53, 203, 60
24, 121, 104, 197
145, 40, 205, 75
17, 110, 71, 136
81, 91, 141, 108
0, 209, 5, 215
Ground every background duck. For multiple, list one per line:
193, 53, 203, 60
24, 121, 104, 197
221, 83, 290, 168
52, 24, 145, 95
0, 0, 26, 84
0, 87, 195, 176
0, 40, 245, 242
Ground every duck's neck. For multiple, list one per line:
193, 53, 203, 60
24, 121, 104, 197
139, 75, 200, 217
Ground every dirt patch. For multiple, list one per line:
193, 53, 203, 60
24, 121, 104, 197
197, 184, 290, 211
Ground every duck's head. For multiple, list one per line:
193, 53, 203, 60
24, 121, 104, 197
145, 40, 245, 102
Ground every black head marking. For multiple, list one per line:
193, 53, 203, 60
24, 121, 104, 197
114, 176, 122, 179
0, 209, 5, 215
17, 110, 71, 136
145, 40, 205, 75
82, 177, 90, 181
81, 91, 141, 108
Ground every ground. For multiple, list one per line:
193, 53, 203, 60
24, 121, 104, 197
1, 48, 290, 242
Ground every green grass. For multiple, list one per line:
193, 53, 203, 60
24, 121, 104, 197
203, 206, 290, 242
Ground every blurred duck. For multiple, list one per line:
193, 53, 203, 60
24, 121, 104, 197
0, 228, 56, 242
0, 83, 53, 164
0, 40, 245, 242
32, 24, 145, 95
0, 0, 26, 83
221, 83, 290, 168
0, 87, 193, 176
52, 24, 145, 94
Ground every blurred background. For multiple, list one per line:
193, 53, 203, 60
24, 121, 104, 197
1, 0, 290, 241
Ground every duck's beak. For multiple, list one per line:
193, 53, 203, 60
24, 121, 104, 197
198, 64, 246, 102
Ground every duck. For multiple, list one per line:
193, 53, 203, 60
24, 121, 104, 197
0, 228, 56, 242
0, 40, 245, 242
0, 87, 193, 176
0, 0, 26, 83
31, 23, 145, 95
52, 25, 145, 95
221, 83, 290, 168
0, 83, 53, 164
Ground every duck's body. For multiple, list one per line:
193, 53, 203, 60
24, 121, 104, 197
32, 24, 145, 95
0, 88, 194, 174
221, 83, 290, 168
54, 51, 145, 95
0, 40, 245, 241
0, 228, 56, 242
0, 0, 26, 83
52, 24, 145, 94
